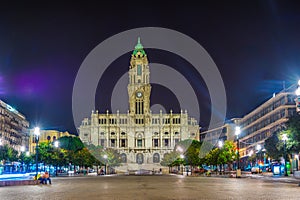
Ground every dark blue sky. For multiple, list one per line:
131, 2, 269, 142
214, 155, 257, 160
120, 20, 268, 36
1, 1, 300, 134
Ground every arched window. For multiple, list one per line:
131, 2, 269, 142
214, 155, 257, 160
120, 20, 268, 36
153, 153, 160, 163
121, 132, 126, 136
111, 132, 115, 135
136, 153, 144, 164
47, 136, 51, 141
174, 132, 179, 135
164, 132, 169, 135
121, 153, 127, 163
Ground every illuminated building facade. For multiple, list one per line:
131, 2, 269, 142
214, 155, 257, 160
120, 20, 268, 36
79, 38, 200, 170
0, 99, 29, 152
29, 129, 73, 153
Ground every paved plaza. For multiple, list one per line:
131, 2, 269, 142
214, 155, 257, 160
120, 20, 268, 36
0, 175, 300, 200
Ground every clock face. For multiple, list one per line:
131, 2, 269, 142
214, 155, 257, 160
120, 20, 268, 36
136, 92, 143, 98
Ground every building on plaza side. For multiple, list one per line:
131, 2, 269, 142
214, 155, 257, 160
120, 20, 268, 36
0, 99, 29, 152
28, 129, 74, 153
199, 88, 298, 170
79, 38, 200, 171
236, 91, 297, 166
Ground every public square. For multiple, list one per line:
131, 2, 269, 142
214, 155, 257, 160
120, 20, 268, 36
1, 175, 300, 200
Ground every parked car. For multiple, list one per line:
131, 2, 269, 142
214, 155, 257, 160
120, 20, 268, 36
193, 168, 207, 174
251, 166, 262, 174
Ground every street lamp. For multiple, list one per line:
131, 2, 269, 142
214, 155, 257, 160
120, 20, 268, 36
256, 144, 262, 173
180, 154, 185, 175
53, 141, 59, 176
34, 127, 40, 179
282, 133, 288, 176
20, 146, 25, 172
235, 126, 241, 178
103, 154, 108, 175
218, 140, 223, 174
218, 140, 223, 148
54, 141, 59, 148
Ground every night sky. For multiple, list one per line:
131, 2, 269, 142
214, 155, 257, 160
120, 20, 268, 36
1, 1, 300, 134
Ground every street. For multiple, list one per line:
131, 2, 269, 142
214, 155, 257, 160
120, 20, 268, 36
0, 175, 299, 200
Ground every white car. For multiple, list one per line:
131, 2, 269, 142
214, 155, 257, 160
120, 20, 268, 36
251, 166, 262, 174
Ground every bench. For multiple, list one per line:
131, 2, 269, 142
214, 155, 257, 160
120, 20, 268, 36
293, 171, 300, 186
0, 180, 39, 187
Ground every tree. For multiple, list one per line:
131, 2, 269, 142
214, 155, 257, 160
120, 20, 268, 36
184, 140, 203, 174
0, 144, 18, 163
160, 151, 179, 167
264, 131, 281, 160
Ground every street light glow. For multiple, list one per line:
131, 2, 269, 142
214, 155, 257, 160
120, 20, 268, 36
235, 126, 241, 136
20, 146, 25, 152
256, 144, 262, 151
34, 127, 40, 136
218, 140, 223, 148
103, 154, 108, 159
54, 141, 59, 148
282, 133, 288, 141
296, 87, 300, 96
180, 154, 185, 159
26, 151, 30, 156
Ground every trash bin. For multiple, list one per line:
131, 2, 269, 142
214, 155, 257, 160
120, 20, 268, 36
273, 164, 281, 176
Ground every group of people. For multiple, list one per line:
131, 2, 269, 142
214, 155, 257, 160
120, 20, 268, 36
37, 171, 52, 185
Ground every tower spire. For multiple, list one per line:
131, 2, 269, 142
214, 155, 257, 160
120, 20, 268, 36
133, 37, 146, 57
135, 37, 143, 50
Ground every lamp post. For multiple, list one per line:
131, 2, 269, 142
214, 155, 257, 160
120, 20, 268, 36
177, 146, 184, 175
53, 141, 59, 176
218, 140, 223, 174
282, 133, 288, 176
34, 127, 40, 179
235, 126, 241, 178
103, 154, 107, 175
20, 146, 25, 172
180, 154, 185, 175
256, 144, 262, 174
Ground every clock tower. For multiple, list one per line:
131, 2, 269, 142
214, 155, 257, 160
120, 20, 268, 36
127, 38, 151, 122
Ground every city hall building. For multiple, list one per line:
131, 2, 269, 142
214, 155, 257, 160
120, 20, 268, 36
79, 39, 199, 171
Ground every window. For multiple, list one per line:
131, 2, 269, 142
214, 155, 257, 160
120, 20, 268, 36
137, 64, 142, 75
120, 139, 126, 147
111, 139, 115, 147
153, 139, 159, 147
164, 139, 169, 147
137, 139, 142, 147
121, 132, 126, 136
153, 153, 160, 163
100, 139, 105, 146
121, 153, 127, 163
174, 139, 179, 144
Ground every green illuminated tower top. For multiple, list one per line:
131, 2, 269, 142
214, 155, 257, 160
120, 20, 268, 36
132, 37, 146, 57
